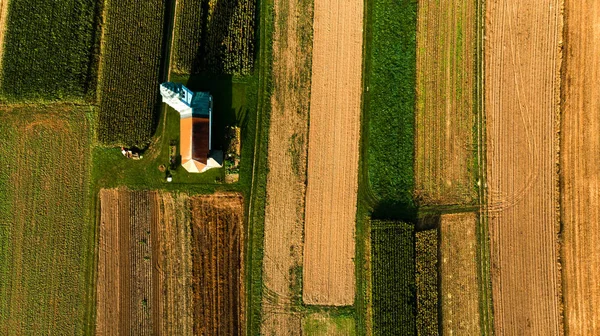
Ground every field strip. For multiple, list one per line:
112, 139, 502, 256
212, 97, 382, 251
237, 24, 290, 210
0, 0, 9, 70
302, 0, 363, 306
562, 1, 600, 334
485, 0, 563, 334
415, 0, 477, 205
440, 213, 481, 335
260, 0, 313, 333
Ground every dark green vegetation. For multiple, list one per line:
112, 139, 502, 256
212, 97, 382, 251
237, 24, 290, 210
173, 0, 257, 76
0, 105, 96, 335
97, 0, 167, 146
363, 0, 418, 216
416, 229, 439, 335
371, 221, 415, 336
1, 0, 101, 101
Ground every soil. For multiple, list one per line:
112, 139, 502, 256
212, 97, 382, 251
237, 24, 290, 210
561, 1, 600, 334
439, 213, 481, 335
302, 0, 363, 306
190, 194, 244, 336
261, 0, 313, 333
485, 1, 563, 334
415, 0, 477, 205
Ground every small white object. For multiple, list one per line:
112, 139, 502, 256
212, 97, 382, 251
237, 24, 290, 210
166, 176, 173, 182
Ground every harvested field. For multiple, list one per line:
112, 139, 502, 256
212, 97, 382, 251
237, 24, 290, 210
96, 190, 245, 336
485, 0, 563, 334
561, 1, 600, 334
190, 194, 245, 336
415, 0, 477, 205
0, 106, 94, 335
302, 313, 356, 336
260, 0, 313, 333
439, 213, 480, 335
96, 189, 158, 335
303, 0, 363, 306
0, 0, 8, 69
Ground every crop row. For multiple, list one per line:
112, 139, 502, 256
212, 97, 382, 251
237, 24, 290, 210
371, 220, 416, 336
0, 0, 100, 101
173, 0, 256, 76
97, 0, 166, 146
416, 229, 439, 335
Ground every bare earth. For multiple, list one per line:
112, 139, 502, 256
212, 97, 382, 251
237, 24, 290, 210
260, 0, 313, 333
0, 0, 8, 69
415, 0, 477, 205
439, 213, 481, 335
485, 0, 563, 334
302, 0, 363, 306
562, 1, 600, 334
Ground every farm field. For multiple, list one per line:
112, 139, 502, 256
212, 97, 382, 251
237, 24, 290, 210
415, 229, 438, 335
260, 0, 313, 333
0, 105, 95, 335
173, 0, 256, 75
363, 0, 417, 208
415, 0, 477, 205
370, 221, 415, 336
302, 313, 356, 336
439, 213, 481, 335
0, 0, 9, 67
561, 1, 600, 334
97, 0, 167, 146
0, 0, 100, 101
96, 190, 245, 335
303, 0, 363, 306
485, 0, 563, 334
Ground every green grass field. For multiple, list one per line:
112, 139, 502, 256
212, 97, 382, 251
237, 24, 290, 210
0, 0, 101, 101
363, 0, 418, 214
371, 221, 416, 336
0, 105, 96, 335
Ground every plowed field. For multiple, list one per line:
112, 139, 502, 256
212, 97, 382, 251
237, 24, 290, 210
439, 213, 480, 335
96, 190, 244, 336
485, 1, 563, 334
261, 0, 313, 332
303, 0, 363, 306
415, 0, 477, 205
562, 1, 600, 334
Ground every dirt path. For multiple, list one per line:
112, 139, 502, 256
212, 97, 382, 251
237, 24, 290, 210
302, 0, 363, 307
561, 1, 600, 334
260, 0, 313, 333
415, 0, 477, 205
485, 0, 563, 334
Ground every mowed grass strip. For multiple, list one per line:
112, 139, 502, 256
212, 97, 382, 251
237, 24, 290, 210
0, 105, 95, 335
0, 0, 100, 101
371, 220, 415, 336
414, 0, 477, 205
98, 0, 166, 146
364, 0, 417, 207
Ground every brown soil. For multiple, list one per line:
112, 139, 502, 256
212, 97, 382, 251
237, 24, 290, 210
0, 0, 8, 69
261, 0, 313, 333
415, 0, 477, 205
302, 0, 363, 306
561, 1, 600, 334
190, 194, 245, 336
96, 189, 158, 336
485, 1, 563, 334
439, 213, 481, 335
